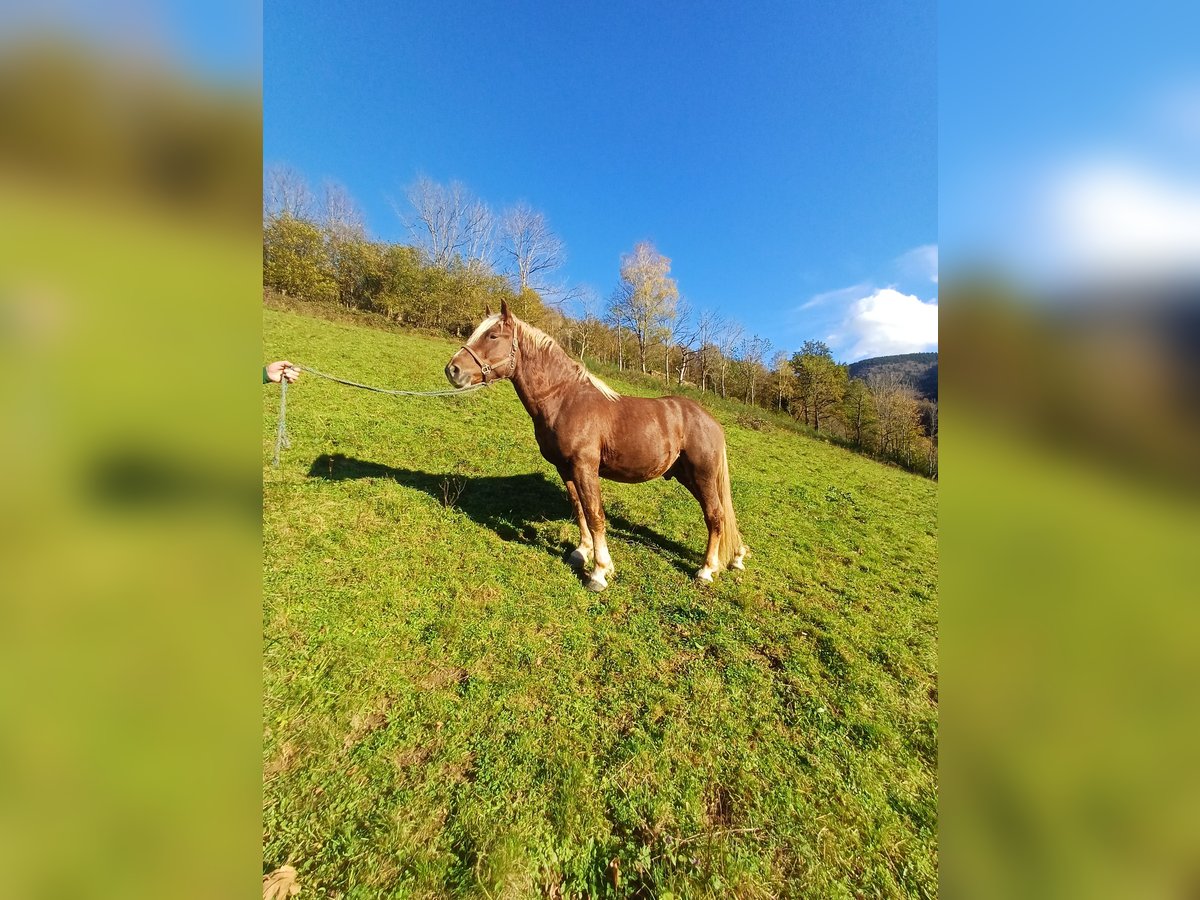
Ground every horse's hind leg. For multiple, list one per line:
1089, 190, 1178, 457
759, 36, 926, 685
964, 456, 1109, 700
671, 456, 724, 583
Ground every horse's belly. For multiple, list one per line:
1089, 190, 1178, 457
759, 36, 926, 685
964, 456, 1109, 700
599, 449, 675, 483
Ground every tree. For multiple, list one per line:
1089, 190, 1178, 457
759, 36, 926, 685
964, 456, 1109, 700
791, 340, 847, 432
693, 308, 724, 392
320, 180, 365, 241
842, 378, 877, 448
610, 241, 679, 374
715, 320, 744, 399
329, 237, 384, 310
867, 371, 923, 460
263, 214, 336, 303
771, 351, 795, 412
400, 175, 494, 271
663, 298, 693, 385
919, 398, 938, 477
376, 244, 424, 322
264, 164, 313, 222
740, 334, 771, 405
499, 201, 567, 302
569, 286, 604, 361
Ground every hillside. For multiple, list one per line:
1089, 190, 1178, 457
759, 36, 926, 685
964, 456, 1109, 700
849, 352, 939, 401
263, 307, 938, 898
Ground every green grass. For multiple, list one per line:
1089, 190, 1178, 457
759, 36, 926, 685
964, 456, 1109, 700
263, 307, 938, 899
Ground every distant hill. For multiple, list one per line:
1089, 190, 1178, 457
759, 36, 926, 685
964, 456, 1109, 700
848, 352, 938, 401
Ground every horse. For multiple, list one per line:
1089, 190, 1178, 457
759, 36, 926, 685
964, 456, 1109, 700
445, 300, 748, 591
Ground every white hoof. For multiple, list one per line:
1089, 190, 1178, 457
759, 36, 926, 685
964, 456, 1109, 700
586, 572, 608, 592
569, 547, 591, 566
695, 567, 714, 583
730, 558, 745, 571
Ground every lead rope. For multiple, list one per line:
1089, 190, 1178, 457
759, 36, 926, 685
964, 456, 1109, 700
271, 365, 488, 467
272, 375, 290, 467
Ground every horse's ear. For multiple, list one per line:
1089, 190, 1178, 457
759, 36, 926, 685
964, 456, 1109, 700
500, 299, 511, 322
485, 304, 492, 317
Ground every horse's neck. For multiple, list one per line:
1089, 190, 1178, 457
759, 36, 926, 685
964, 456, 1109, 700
511, 332, 574, 419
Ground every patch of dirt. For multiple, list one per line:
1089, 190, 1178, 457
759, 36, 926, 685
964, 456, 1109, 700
705, 783, 736, 828
343, 697, 392, 749
442, 751, 476, 784
265, 741, 297, 778
419, 666, 469, 691
391, 744, 434, 771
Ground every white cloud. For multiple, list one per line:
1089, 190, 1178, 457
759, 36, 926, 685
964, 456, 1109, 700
897, 244, 938, 284
799, 282, 872, 310
833, 288, 938, 361
1043, 159, 1200, 281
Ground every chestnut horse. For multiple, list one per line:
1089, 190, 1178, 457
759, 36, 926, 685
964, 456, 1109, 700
445, 300, 748, 591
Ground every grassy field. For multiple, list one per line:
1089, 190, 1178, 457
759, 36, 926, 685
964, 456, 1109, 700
263, 307, 938, 899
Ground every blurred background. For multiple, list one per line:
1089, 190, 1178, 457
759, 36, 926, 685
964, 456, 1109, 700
941, 1, 1200, 897
0, 3, 261, 898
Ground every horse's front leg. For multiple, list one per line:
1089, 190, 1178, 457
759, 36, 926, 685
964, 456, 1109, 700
558, 470, 594, 567
571, 462, 613, 592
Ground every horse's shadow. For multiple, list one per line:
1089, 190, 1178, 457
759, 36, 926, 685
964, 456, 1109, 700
306, 453, 699, 578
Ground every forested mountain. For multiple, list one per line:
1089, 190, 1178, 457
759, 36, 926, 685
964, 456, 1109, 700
848, 352, 938, 401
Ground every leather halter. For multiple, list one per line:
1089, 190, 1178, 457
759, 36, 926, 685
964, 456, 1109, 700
458, 329, 518, 384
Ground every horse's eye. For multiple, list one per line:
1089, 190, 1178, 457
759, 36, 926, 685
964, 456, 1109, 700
489, 333, 499, 340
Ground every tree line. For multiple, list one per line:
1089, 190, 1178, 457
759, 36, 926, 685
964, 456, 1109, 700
263, 166, 937, 477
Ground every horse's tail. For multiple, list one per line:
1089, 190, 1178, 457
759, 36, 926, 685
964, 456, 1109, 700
716, 442, 742, 570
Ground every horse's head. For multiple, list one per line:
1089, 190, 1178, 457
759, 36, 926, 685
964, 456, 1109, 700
445, 300, 519, 388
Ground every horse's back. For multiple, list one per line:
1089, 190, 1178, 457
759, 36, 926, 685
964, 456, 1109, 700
585, 393, 723, 483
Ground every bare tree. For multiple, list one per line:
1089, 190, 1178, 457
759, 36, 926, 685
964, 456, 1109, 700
867, 370, 921, 459
607, 299, 627, 371
320, 180, 365, 240
265, 164, 313, 221
398, 175, 494, 271
740, 334, 771, 405
500, 201, 567, 300
693, 308, 724, 392
663, 298, 694, 385
715, 320, 744, 399
569, 286, 604, 360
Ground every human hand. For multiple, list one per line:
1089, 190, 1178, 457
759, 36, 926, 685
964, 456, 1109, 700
265, 360, 299, 384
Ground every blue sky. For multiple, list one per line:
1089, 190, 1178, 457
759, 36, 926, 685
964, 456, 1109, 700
265, 0, 937, 361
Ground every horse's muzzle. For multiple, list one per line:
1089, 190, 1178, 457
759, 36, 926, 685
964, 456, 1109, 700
445, 361, 470, 388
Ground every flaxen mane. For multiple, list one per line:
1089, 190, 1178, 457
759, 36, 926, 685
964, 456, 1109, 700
491, 314, 619, 402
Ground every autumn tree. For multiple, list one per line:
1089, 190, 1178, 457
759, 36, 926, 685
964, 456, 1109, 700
771, 351, 795, 412
791, 340, 847, 432
842, 378, 877, 448
610, 241, 679, 374
263, 214, 336, 303
867, 371, 923, 460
